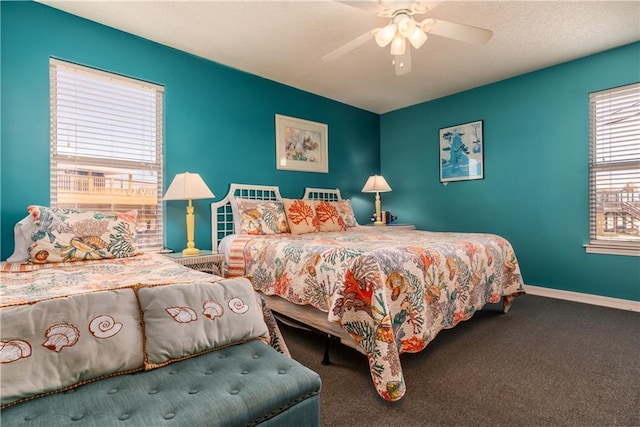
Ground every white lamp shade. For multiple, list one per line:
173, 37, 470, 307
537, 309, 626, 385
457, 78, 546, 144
163, 172, 214, 200
362, 175, 392, 193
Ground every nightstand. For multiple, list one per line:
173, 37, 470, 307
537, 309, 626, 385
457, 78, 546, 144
163, 250, 225, 276
363, 224, 416, 231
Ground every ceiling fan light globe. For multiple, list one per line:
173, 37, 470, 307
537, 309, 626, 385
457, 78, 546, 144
375, 24, 397, 47
397, 15, 417, 38
408, 28, 428, 49
390, 34, 406, 56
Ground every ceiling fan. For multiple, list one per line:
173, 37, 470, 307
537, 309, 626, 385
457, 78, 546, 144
322, 1, 493, 76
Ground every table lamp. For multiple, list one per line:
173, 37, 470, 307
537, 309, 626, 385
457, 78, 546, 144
163, 172, 214, 256
362, 175, 392, 226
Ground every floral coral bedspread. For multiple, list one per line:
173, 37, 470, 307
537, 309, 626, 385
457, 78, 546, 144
0, 253, 220, 305
227, 227, 525, 401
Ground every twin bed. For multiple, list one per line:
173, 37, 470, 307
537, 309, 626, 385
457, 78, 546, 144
0, 208, 288, 410
212, 183, 525, 401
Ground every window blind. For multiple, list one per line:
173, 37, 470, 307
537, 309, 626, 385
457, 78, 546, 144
588, 82, 640, 255
50, 58, 165, 251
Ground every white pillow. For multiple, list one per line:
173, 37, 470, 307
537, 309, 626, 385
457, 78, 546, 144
6, 215, 37, 263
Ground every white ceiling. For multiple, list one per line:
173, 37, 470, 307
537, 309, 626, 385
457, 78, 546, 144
37, 0, 640, 114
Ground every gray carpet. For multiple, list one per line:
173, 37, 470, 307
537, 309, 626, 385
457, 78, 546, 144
280, 295, 640, 426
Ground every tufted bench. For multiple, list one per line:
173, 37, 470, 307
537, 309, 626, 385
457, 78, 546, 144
0, 340, 321, 426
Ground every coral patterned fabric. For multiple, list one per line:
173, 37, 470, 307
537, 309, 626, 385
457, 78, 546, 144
315, 201, 347, 232
226, 227, 525, 401
282, 199, 318, 235
24, 206, 141, 264
336, 199, 358, 227
235, 199, 290, 235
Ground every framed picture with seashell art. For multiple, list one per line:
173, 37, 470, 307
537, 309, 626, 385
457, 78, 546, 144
275, 114, 328, 173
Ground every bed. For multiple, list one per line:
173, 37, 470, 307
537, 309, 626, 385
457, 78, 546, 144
0, 207, 292, 411
211, 183, 526, 401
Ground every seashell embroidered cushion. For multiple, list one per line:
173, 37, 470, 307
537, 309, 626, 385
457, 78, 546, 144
25, 206, 142, 264
137, 278, 270, 369
0, 288, 144, 407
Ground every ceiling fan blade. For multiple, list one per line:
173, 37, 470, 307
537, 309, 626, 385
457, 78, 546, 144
394, 47, 411, 76
426, 19, 492, 45
335, 0, 384, 14
410, 1, 445, 15
342, 1, 445, 17
322, 29, 378, 62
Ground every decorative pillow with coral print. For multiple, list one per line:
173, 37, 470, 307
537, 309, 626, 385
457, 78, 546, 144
337, 199, 358, 227
282, 199, 318, 235
25, 206, 141, 263
235, 199, 290, 235
315, 201, 347, 232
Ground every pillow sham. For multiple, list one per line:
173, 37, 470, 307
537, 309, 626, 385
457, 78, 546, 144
337, 199, 358, 227
6, 215, 38, 263
137, 279, 269, 369
234, 199, 290, 235
25, 206, 141, 263
315, 201, 347, 232
282, 199, 318, 235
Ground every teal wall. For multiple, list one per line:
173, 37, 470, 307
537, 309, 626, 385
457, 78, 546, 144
2, 2, 638, 301
380, 42, 640, 301
0, 2, 380, 258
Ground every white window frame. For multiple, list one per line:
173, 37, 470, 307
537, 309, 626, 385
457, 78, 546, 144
49, 58, 165, 251
585, 82, 640, 257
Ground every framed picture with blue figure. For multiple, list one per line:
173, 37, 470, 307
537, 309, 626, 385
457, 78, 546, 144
439, 120, 484, 183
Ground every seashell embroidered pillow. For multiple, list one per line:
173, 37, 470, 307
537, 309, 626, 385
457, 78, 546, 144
25, 206, 142, 264
0, 288, 144, 408
137, 278, 269, 370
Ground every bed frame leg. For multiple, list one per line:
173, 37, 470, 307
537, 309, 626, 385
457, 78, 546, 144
321, 334, 332, 365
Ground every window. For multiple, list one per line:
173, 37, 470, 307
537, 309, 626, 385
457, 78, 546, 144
50, 59, 164, 251
587, 82, 640, 256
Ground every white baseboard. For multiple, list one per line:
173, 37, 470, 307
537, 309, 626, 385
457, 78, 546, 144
524, 285, 640, 312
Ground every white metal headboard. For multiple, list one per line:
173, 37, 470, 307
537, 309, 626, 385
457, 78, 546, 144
211, 183, 283, 252
302, 187, 343, 201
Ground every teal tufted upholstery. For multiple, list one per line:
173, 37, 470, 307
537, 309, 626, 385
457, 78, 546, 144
0, 340, 321, 426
